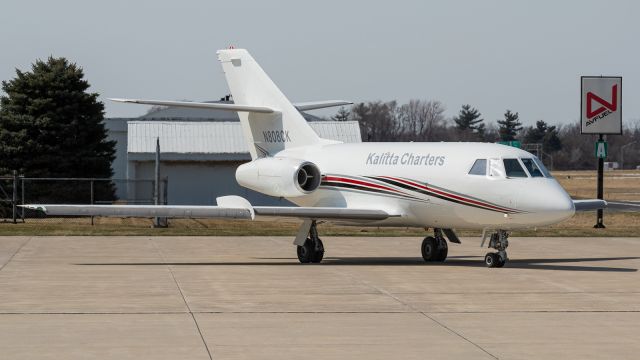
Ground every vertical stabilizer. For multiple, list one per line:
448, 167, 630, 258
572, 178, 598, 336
217, 49, 321, 159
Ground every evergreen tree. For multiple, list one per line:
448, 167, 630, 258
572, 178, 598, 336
0, 57, 116, 202
331, 106, 351, 121
523, 120, 547, 144
453, 104, 484, 132
523, 120, 562, 153
497, 110, 523, 141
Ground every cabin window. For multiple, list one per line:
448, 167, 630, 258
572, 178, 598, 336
503, 158, 528, 178
468, 159, 487, 175
521, 158, 544, 177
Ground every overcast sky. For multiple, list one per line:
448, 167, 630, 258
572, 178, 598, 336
1, 0, 638, 127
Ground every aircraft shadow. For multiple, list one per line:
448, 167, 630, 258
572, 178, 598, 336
77, 256, 639, 272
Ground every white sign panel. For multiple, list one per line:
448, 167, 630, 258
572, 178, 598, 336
581, 76, 622, 134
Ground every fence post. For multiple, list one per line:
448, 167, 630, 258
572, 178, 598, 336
21, 177, 25, 221
90, 180, 95, 226
12, 170, 17, 224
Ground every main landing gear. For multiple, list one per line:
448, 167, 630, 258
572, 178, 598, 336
484, 230, 509, 268
296, 220, 324, 263
421, 228, 448, 262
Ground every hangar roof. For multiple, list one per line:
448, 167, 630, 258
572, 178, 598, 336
127, 121, 361, 157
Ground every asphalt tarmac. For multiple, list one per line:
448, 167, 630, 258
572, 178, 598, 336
0, 235, 638, 359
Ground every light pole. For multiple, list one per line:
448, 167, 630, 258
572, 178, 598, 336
620, 141, 637, 170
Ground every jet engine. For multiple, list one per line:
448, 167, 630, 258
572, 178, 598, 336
235, 157, 322, 198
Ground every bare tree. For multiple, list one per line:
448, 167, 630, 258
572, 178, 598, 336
351, 101, 398, 142
396, 100, 446, 141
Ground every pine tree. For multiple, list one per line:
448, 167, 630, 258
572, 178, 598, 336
523, 120, 562, 153
497, 110, 523, 141
0, 57, 116, 202
524, 120, 548, 144
453, 104, 484, 132
331, 106, 351, 121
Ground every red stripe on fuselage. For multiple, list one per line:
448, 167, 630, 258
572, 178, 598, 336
379, 176, 515, 213
323, 176, 403, 194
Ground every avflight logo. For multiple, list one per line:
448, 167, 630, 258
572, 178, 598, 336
586, 84, 617, 119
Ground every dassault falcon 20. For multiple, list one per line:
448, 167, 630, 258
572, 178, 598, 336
23, 48, 609, 268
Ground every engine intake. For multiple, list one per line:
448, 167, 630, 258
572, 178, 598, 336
236, 157, 322, 198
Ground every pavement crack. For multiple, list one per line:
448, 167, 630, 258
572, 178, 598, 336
332, 267, 498, 359
149, 239, 213, 360
0, 236, 33, 272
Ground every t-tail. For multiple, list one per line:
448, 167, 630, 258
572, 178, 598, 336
218, 49, 325, 159
110, 48, 350, 160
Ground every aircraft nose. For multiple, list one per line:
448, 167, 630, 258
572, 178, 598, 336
518, 180, 575, 224
544, 183, 575, 221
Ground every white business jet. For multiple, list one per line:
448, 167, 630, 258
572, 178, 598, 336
22, 48, 607, 267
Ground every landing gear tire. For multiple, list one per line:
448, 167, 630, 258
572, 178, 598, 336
484, 252, 498, 268
484, 252, 506, 268
422, 236, 447, 262
434, 239, 448, 262
421, 236, 437, 261
311, 238, 324, 263
297, 238, 324, 264
485, 230, 509, 268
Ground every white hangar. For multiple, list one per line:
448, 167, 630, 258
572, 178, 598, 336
105, 104, 361, 205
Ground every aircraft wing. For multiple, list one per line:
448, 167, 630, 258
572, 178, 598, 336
19, 196, 393, 221
109, 98, 277, 114
573, 199, 607, 211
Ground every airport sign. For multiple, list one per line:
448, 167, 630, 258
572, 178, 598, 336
595, 140, 608, 158
581, 76, 622, 134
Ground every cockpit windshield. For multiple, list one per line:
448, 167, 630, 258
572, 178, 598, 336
503, 159, 528, 178
521, 158, 544, 177
480, 157, 552, 179
532, 157, 552, 178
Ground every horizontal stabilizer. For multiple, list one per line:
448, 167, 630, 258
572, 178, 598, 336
293, 100, 353, 111
109, 98, 277, 114
573, 199, 607, 211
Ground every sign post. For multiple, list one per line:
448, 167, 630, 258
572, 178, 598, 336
581, 76, 622, 228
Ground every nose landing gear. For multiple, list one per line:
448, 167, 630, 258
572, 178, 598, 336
485, 230, 508, 268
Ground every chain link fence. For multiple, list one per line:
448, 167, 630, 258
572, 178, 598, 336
0, 174, 167, 224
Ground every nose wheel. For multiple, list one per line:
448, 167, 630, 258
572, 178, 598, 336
485, 230, 509, 268
484, 252, 506, 268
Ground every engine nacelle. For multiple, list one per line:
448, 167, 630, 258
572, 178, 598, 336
235, 157, 322, 198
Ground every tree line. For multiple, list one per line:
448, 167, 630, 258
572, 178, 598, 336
332, 101, 640, 170
1, 56, 639, 180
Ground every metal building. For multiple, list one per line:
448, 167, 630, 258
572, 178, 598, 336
105, 104, 361, 205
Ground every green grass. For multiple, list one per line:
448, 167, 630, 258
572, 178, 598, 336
2, 212, 639, 237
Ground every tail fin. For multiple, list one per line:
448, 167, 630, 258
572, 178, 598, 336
217, 49, 322, 159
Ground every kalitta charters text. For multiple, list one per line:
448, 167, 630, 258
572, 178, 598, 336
366, 152, 446, 166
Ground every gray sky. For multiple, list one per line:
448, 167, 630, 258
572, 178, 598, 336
1, 0, 638, 127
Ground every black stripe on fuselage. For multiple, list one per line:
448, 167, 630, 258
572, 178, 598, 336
368, 176, 513, 213
320, 180, 421, 201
